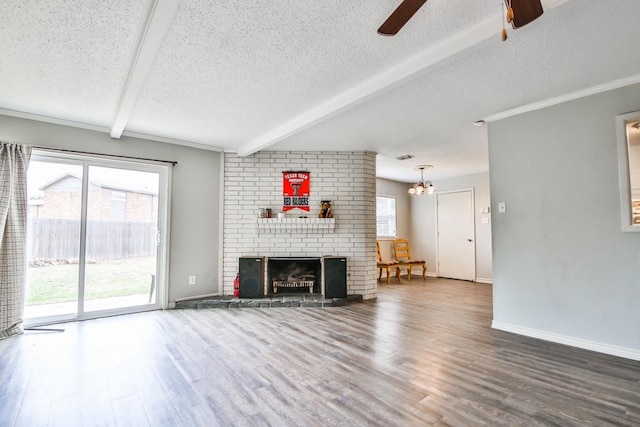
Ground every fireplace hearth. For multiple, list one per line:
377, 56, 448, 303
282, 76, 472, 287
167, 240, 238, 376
267, 257, 321, 295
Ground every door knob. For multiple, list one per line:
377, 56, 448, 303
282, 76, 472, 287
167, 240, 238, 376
467, 239, 473, 242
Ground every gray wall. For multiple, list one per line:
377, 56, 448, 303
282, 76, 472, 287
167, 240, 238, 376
377, 178, 411, 239
409, 172, 493, 281
0, 115, 222, 303
376, 178, 411, 261
488, 83, 640, 353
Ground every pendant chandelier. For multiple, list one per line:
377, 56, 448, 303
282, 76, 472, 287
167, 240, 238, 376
408, 165, 435, 195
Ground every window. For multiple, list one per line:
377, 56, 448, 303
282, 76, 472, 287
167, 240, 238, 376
376, 196, 396, 237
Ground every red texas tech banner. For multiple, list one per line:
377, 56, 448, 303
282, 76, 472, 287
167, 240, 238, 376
282, 171, 310, 212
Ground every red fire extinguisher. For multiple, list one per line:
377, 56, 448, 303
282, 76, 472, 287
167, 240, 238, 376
233, 273, 240, 297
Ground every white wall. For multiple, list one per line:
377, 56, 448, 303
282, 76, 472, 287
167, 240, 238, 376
0, 115, 222, 303
223, 151, 378, 299
375, 178, 410, 261
488, 83, 640, 358
409, 172, 493, 282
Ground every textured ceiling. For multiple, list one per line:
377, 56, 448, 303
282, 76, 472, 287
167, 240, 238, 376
1, 0, 639, 182
0, 0, 145, 126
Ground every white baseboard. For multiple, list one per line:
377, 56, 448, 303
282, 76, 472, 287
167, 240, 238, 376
396, 271, 436, 279
174, 292, 220, 302
425, 272, 492, 284
492, 320, 640, 361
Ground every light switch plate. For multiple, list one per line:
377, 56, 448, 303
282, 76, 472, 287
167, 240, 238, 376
498, 202, 506, 213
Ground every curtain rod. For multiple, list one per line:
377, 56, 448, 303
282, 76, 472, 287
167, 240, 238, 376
31, 146, 178, 166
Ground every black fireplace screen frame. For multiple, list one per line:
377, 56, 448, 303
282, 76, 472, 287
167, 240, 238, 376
267, 257, 322, 295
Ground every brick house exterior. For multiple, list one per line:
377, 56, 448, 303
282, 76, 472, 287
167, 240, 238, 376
38, 174, 158, 221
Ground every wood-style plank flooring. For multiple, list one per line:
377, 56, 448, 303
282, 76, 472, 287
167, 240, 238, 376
1, 278, 639, 426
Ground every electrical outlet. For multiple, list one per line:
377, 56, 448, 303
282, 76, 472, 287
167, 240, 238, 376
188, 275, 196, 285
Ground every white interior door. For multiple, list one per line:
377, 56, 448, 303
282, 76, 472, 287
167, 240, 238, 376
436, 190, 476, 281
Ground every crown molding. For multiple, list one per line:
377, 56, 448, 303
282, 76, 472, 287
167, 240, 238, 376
483, 73, 640, 123
0, 107, 222, 152
0, 108, 109, 133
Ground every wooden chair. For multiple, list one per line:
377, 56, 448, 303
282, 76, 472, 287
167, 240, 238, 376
376, 241, 400, 284
393, 238, 426, 281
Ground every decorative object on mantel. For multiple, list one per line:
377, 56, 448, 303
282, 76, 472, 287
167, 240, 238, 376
408, 165, 436, 195
283, 171, 310, 212
318, 200, 333, 218
258, 208, 272, 218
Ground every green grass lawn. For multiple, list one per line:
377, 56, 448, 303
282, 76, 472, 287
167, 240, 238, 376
26, 257, 156, 305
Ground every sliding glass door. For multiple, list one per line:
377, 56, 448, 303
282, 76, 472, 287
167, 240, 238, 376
83, 165, 160, 313
25, 160, 83, 319
24, 152, 169, 324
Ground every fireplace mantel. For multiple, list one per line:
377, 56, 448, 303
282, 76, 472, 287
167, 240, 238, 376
256, 217, 335, 234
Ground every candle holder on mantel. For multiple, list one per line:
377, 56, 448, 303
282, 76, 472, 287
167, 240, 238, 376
318, 200, 333, 218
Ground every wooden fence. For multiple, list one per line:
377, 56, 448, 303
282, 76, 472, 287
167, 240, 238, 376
29, 218, 157, 261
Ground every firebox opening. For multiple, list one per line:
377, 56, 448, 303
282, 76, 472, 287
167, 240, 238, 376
267, 257, 322, 295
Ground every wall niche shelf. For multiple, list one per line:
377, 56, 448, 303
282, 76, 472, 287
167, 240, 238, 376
257, 217, 335, 234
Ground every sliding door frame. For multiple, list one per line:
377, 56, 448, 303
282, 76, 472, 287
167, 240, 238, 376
25, 150, 171, 326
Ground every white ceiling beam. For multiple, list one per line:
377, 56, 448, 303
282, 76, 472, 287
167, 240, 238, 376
110, 0, 181, 139
237, 19, 497, 156
237, 0, 573, 157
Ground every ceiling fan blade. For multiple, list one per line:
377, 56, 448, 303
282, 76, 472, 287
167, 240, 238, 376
508, 0, 544, 29
377, 0, 428, 36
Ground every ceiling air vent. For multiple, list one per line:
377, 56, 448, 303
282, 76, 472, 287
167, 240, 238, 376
395, 154, 414, 161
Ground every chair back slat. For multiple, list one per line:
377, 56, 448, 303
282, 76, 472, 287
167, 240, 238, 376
376, 241, 383, 262
393, 238, 412, 261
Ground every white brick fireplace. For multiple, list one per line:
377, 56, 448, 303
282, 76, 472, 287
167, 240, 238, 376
222, 151, 378, 299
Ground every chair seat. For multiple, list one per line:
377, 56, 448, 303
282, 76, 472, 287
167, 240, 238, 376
399, 259, 424, 265
377, 240, 401, 284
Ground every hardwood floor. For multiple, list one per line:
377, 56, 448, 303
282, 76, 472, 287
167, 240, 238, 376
1, 278, 639, 426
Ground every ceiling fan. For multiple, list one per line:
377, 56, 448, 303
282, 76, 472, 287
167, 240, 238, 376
377, 0, 544, 37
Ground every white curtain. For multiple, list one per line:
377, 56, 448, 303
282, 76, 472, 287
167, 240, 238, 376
0, 142, 32, 339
